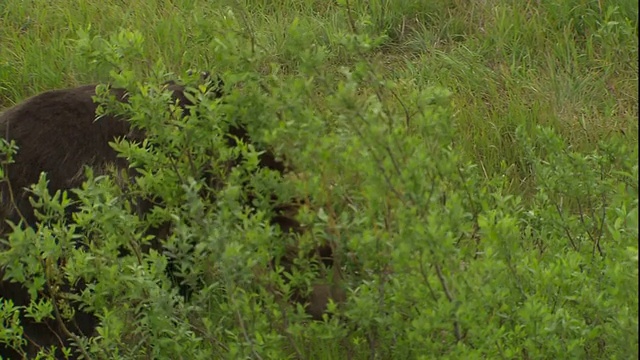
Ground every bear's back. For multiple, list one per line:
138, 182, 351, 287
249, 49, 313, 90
0, 85, 131, 228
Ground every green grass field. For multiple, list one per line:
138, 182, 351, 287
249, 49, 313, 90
0, 0, 638, 358
1, 0, 637, 185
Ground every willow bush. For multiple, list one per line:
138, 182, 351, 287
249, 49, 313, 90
0, 12, 637, 359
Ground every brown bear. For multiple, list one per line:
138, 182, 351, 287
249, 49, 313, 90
0, 83, 172, 360
0, 79, 342, 359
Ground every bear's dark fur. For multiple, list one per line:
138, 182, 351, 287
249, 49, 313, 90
0, 85, 127, 229
0, 84, 145, 359
0, 80, 342, 359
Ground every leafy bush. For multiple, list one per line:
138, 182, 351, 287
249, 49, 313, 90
1, 12, 637, 360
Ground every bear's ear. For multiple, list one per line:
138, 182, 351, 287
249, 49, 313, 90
185, 70, 224, 98
186, 69, 211, 81
199, 71, 211, 81
204, 74, 225, 99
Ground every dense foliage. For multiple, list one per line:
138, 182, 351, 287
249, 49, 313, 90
0, 1, 637, 359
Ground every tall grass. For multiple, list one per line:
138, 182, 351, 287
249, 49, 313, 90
1, 0, 636, 186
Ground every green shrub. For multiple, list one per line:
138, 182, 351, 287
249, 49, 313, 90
1, 12, 637, 359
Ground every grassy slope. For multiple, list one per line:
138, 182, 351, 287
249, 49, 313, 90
0, 0, 637, 191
